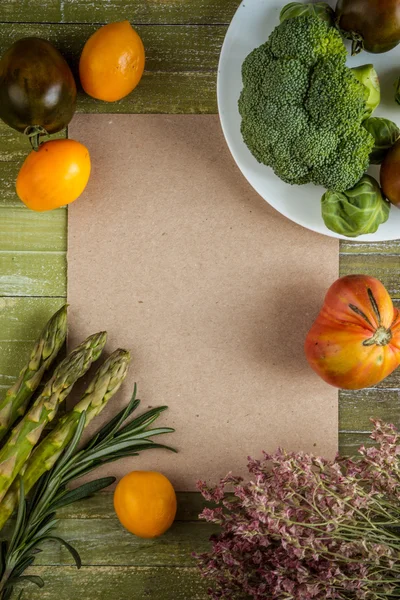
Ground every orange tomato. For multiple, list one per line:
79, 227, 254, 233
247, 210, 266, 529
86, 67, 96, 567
114, 471, 177, 539
305, 275, 400, 390
16, 139, 91, 211
79, 21, 145, 102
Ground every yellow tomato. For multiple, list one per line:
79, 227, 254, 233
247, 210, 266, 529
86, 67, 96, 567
79, 21, 145, 102
16, 139, 91, 212
114, 471, 177, 539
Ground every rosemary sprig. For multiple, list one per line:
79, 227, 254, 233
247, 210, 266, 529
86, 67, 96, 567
0, 386, 175, 599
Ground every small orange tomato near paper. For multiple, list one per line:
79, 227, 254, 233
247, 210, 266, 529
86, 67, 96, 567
305, 275, 400, 390
114, 471, 177, 539
16, 139, 91, 212
79, 21, 145, 102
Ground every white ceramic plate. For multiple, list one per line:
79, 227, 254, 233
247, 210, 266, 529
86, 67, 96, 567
217, 0, 400, 241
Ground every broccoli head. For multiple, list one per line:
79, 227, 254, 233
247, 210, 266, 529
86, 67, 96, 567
238, 16, 375, 192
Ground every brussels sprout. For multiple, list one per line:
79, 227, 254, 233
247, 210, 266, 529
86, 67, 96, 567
363, 117, 400, 164
279, 2, 335, 25
321, 175, 390, 237
351, 65, 380, 119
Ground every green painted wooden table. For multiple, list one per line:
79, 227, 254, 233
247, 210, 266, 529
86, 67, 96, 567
1, 1, 400, 598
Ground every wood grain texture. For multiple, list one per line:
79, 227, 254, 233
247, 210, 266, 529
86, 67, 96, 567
0, 125, 37, 161
33, 521, 214, 567
76, 72, 218, 114
340, 240, 400, 255
0, 340, 41, 390
19, 566, 208, 599
339, 431, 376, 456
0, 297, 66, 341
0, 252, 66, 297
0, 163, 22, 206
340, 254, 400, 298
0, 123, 65, 162
0, 24, 224, 73
340, 389, 400, 432
0, 493, 212, 573
0, 0, 238, 24
0, 207, 66, 252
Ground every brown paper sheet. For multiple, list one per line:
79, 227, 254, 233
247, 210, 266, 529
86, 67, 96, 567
67, 114, 339, 491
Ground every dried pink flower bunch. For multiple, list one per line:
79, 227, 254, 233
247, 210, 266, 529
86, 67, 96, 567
196, 420, 400, 600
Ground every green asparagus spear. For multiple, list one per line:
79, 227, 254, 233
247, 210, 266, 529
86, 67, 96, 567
0, 331, 107, 502
0, 306, 68, 442
0, 349, 130, 529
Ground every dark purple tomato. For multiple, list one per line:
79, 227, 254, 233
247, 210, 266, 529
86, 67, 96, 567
0, 37, 76, 135
380, 140, 400, 207
335, 0, 400, 54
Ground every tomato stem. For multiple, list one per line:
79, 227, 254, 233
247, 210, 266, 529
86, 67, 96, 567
363, 326, 392, 347
335, 19, 364, 56
349, 289, 392, 346
349, 288, 392, 346
24, 126, 49, 152
350, 33, 364, 56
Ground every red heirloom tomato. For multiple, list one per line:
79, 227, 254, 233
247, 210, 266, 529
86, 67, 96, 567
305, 275, 400, 389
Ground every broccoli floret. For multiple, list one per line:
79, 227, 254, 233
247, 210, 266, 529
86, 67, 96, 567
241, 43, 274, 89
311, 127, 373, 191
261, 58, 310, 108
241, 118, 274, 166
292, 125, 339, 168
238, 15, 375, 192
305, 57, 369, 136
269, 14, 347, 65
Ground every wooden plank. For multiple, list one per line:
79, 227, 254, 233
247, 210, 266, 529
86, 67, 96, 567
0, 0, 237, 24
0, 296, 66, 341
339, 431, 375, 456
0, 125, 66, 162
57, 491, 208, 522
0, 340, 39, 391
0, 207, 66, 252
32, 520, 214, 567
340, 240, 400, 255
0, 297, 66, 400
340, 254, 400, 298
176, 492, 209, 522
0, 125, 35, 162
20, 566, 208, 600
340, 389, 400, 432
0, 24, 225, 73
0, 162, 21, 205
76, 72, 217, 114
0, 251, 66, 297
